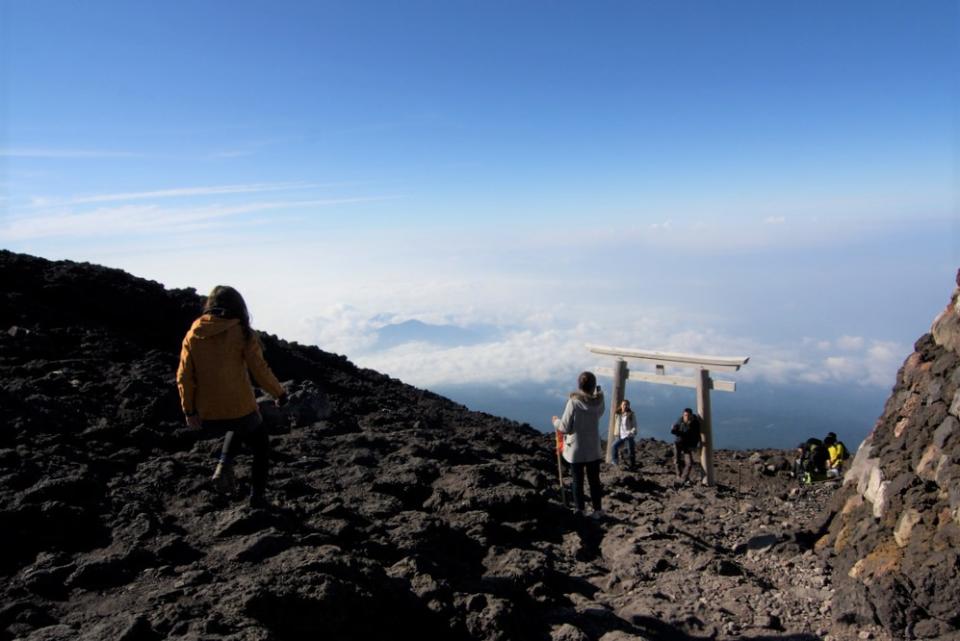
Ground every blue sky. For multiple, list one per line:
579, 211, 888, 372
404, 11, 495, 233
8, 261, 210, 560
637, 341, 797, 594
1, 1, 958, 442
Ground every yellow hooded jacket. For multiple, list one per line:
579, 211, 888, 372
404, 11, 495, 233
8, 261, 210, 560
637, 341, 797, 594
827, 442, 846, 469
176, 314, 284, 420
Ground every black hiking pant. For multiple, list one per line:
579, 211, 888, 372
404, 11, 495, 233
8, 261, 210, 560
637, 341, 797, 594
674, 442, 700, 482
204, 411, 269, 497
570, 460, 602, 512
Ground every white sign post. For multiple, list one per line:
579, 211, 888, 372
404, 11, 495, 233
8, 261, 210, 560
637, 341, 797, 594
588, 345, 749, 486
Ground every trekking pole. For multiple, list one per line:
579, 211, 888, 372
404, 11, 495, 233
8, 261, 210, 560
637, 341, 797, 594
555, 430, 568, 507
737, 461, 742, 514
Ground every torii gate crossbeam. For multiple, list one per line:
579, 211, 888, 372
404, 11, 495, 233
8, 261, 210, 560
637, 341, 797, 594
587, 344, 750, 486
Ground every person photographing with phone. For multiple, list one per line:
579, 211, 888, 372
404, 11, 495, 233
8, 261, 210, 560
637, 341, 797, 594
553, 372, 606, 519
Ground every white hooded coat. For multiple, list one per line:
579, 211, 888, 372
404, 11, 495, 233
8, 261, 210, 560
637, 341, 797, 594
553, 391, 605, 464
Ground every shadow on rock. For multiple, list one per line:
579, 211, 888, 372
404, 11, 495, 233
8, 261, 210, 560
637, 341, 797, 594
630, 615, 822, 641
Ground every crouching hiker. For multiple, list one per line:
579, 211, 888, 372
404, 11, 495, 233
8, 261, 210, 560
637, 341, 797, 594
823, 432, 850, 478
553, 372, 606, 519
793, 437, 829, 483
671, 408, 702, 486
176, 285, 288, 508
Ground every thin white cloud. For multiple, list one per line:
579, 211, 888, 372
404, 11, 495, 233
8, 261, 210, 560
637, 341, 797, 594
836, 335, 865, 350
30, 182, 316, 207
802, 337, 832, 351
0, 196, 395, 241
208, 150, 255, 159
824, 356, 858, 379
763, 216, 786, 224
0, 148, 141, 158
864, 341, 904, 386
296, 304, 381, 356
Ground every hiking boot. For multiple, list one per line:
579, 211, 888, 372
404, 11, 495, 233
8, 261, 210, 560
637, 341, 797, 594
590, 509, 606, 520
211, 461, 236, 492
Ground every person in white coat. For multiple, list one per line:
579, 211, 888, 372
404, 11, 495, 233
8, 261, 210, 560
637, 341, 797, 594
553, 371, 606, 518
611, 399, 637, 468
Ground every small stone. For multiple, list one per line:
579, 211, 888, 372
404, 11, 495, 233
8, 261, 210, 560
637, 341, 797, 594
715, 559, 744, 576
465, 593, 487, 612
753, 614, 781, 630
551, 623, 589, 641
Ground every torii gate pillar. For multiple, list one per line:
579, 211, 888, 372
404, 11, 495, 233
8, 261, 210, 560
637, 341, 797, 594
605, 358, 628, 463
695, 368, 715, 487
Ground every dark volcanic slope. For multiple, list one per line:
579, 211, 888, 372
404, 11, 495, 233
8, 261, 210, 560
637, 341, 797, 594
0, 251, 555, 640
1, 250, 888, 641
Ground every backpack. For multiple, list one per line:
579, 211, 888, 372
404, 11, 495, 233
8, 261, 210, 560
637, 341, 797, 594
804, 438, 827, 472
838, 441, 851, 460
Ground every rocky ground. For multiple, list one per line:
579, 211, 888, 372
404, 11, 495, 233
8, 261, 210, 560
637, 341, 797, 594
552, 450, 893, 641
0, 250, 898, 640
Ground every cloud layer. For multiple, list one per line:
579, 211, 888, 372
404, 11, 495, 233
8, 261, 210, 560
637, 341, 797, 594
290, 301, 910, 393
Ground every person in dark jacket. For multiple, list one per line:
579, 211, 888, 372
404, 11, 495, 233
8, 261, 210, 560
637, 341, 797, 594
177, 285, 287, 508
553, 371, 606, 518
671, 408, 702, 485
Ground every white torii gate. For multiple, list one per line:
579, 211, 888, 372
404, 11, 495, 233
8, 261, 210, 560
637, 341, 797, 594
588, 344, 750, 486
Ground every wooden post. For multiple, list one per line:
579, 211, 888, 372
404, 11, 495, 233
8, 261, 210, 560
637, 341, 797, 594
605, 358, 628, 463
696, 367, 715, 486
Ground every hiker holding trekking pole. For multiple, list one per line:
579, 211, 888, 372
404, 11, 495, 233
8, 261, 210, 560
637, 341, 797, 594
552, 371, 606, 519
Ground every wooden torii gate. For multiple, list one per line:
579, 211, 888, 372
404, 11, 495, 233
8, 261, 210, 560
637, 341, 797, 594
588, 344, 749, 486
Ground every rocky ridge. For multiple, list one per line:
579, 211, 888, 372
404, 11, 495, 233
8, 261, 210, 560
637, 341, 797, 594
0, 250, 899, 641
818, 270, 960, 640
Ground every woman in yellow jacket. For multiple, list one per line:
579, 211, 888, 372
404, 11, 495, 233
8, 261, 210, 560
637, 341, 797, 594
177, 286, 287, 507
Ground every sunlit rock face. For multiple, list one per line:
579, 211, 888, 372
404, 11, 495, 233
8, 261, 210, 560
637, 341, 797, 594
822, 269, 960, 639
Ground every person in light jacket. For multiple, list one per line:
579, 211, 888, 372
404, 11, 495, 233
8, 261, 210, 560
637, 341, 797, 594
611, 399, 637, 468
553, 371, 606, 518
177, 285, 287, 508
